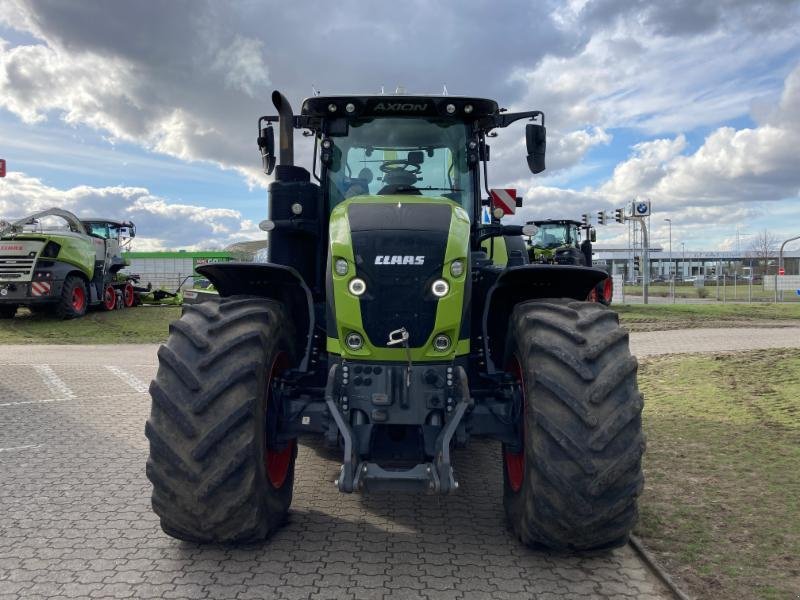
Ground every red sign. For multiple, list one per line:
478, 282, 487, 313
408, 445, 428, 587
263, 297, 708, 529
778, 267, 785, 276
0, 159, 5, 178
490, 188, 517, 215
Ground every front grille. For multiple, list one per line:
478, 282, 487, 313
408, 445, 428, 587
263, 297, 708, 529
353, 231, 448, 348
0, 256, 35, 280
347, 202, 453, 349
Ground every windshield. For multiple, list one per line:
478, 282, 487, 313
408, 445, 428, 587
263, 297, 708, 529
531, 223, 580, 249
327, 117, 473, 214
84, 222, 121, 239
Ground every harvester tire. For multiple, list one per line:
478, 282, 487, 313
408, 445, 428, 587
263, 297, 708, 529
145, 296, 298, 543
56, 275, 88, 319
502, 299, 644, 550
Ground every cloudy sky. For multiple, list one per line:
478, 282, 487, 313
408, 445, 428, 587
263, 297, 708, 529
1, 0, 799, 252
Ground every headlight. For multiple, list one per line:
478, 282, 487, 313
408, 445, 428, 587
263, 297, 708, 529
431, 279, 449, 297
433, 334, 451, 352
450, 260, 464, 278
348, 277, 366, 296
345, 332, 364, 350
334, 258, 349, 276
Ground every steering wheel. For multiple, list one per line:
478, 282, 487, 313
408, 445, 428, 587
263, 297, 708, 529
379, 160, 422, 177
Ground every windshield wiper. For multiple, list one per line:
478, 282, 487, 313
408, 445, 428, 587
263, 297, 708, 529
405, 186, 463, 192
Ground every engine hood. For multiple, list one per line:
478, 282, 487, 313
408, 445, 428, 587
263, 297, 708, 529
327, 196, 471, 359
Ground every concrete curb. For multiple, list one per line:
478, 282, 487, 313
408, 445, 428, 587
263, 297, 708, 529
629, 535, 693, 600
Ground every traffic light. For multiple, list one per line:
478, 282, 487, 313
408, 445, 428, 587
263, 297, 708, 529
581, 213, 589, 227
597, 211, 606, 225
614, 208, 624, 223
634, 256, 641, 271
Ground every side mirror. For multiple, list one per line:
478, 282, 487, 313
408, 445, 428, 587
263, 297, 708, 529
258, 125, 276, 175
525, 123, 546, 174
590, 228, 596, 243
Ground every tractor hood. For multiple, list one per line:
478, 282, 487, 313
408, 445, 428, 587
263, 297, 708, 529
328, 196, 471, 360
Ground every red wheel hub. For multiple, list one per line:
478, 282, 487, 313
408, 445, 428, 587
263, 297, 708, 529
602, 277, 613, 304
103, 285, 116, 310
71, 286, 86, 312
123, 282, 135, 308
265, 352, 294, 488
504, 356, 525, 492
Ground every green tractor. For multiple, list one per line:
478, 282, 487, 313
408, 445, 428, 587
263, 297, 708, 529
146, 92, 644, 550
527, 219, 613, 305
0, 208, 137, 318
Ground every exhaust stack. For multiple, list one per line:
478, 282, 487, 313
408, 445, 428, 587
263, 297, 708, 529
271, 91, 294, 166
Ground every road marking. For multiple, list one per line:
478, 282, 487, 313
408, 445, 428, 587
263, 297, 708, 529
105, 366, 149, 393
0, 398, 67, 408
0, 444, 41, 453
33, 365, 75, 400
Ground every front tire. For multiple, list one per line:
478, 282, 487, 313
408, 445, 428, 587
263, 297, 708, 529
56, 275, 88, 319
145, 296, 298, 543
503, 299, 644, 550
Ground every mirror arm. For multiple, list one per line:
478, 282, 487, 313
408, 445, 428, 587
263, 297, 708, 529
479, 110, 545, 132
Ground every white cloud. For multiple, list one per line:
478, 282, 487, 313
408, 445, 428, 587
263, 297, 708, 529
0, 171, 261, 250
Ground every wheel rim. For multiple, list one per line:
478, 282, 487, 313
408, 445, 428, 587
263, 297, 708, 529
103, 286, 116, 310
265, 351, 294, 488
603, 278, 613, 303
71, 286, 86, 312
123, 283, 135, 307
504, 355, 526, 493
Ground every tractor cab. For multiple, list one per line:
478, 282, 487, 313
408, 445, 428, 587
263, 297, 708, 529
527, 219, 588, 265
80, 218, 136, 275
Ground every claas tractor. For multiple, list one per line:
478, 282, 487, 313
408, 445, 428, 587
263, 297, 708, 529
145, 91, 643, 549
527, 219, 613, 305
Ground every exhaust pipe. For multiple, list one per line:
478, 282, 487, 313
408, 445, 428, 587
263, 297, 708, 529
271, 90, 294, 166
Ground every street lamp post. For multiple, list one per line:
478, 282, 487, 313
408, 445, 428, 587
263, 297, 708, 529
665, 218, 673, 303
681, 242, 686, 288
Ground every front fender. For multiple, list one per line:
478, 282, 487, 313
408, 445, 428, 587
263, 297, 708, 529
482, 265, 608, 374
196, 262, 315, 372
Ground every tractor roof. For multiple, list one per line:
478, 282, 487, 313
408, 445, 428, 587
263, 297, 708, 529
82, 218, 135, 228
530, 219, 582, 227
300, 95, 499, 120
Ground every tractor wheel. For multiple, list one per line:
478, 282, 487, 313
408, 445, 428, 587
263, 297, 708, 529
503, 298, 644, 551
123, 282, 136, 308
0, 305, 17, 319
145, 296, 298, 543
101, 285, 116, 311
56, 275, 88, 319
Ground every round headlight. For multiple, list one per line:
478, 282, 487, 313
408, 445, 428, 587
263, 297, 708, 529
291, 202, 303, 215
348, 277, 366, 296
328, 103, 337, 112
334, 258, 348, 276
345, 102, 356, 113
345, 332, 363, 350
450, 260, 464, 278
431, 279, 449, 298
446, 103, 456, 114
464, 104, 473, 114
433, 334, 451, 352
492, 207, 504, 219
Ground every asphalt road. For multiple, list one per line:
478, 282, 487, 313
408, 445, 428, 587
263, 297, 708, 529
4, 327, 797, 600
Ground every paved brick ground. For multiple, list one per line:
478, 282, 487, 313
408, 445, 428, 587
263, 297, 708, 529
629, 326, 800, 357
18, 329, 788, 599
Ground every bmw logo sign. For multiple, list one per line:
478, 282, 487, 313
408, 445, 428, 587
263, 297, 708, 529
636, 202, 649, 214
